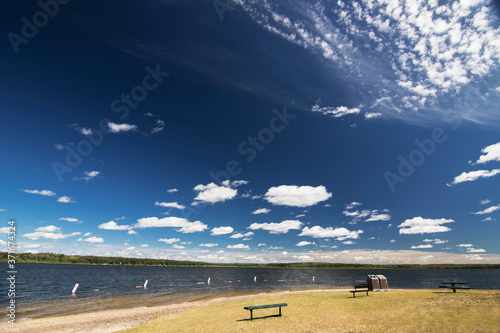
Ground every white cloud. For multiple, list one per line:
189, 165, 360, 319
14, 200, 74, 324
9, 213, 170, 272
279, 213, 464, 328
398, 217, 454, 234
151, 119, 165, 134
155, 201, 186, 209
227, 244, 250, 250
167, 188, 178, 193
141, 244, 149, 248
54, 143, 65, 150
57, 196, 75, 203
457, 244, 474, 247
210, 226, 234, 236
59, 217, 82, 223
230, 232, 254, 239
248, 220, 303, 234
264, 185, 332, 207
411, 244, 433, 249
251, 208, 271, 215
365, 213, 391, 222
312, 104, 361, 117
37, 225, 61, 232
296, 241, 315, 246
128, 230, 137, 235
98, 221, 132, 230
158, 238, 180, 244
475, 142, 500, 164
134, 217, 208, 233
75, 171, 100, 181
108, 122, 138, 133
364, 112, 382, 119
199, 243, 218, 247
472, 204, 500, 215
480, 199, 491, 205
448, 169, 500, 186
84, 232, 91, 236
22, 189, 55, 197
193, 182, 238, 205
343, 241, 355, 245
78, 236, 104, 243
173, 244, 185, 249
298, 226, 363, 240
467, 247, 486, 253
390, 239, 397, 243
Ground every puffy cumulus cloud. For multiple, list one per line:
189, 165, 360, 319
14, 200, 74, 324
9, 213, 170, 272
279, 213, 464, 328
107, 122, 137, 133
251, 208, 271, 214
398, 217, 454, 234
298, 226, 363, 240
264, 185, 332, 207
312, 103, 361, 118
173, 244, 185, 249
158, 238, 180, 244
411, 244, 433, 249
365, 213, 391, 222
248, 220, 303, 234
192, 182, 239, 205
447, 169, 500, 186
78, 236, 104, 243
155, 201, 186, 209
22, 189, 55, 196
472, 204, 500, 215
467, 247, 486, 253
296, 241, 315, 247
57, 196, 75, 203
134, 217, 207, 233
199, 243, 218, 247
230, 232, 254, 239
227, 244, 250, 250
98, 221, 132, 231
22, 226, 81, 240
210, 226, 234, 236
474, 142, 500, 164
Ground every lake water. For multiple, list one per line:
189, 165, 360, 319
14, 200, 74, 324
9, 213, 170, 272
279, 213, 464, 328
1, 263, 499, 319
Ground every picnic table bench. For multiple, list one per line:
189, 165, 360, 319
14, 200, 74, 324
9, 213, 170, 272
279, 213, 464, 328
243, 303, 288, 320
439, 282, 471, 293
350, 283, 369, 298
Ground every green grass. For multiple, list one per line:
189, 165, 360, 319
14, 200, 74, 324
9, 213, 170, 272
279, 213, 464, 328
121, 289, 500, 332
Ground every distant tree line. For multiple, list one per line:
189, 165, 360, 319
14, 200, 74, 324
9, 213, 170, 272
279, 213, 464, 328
0, 252, 498, 269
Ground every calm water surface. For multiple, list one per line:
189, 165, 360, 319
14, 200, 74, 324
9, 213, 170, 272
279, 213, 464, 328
1, 263, 498, 319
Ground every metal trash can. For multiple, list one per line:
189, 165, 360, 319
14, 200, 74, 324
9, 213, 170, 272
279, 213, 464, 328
377, 275, 389, 290
367, 275, 381, 291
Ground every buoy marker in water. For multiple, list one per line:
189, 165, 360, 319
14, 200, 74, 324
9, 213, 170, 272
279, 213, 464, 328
254, 276, 257, 283
313, 276, 315, 282
144, 280, 148, 289
207, 277, 211, 285
72, 283, 79, 294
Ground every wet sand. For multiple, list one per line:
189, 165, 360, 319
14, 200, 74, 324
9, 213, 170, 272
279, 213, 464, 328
4, 289, 350, 333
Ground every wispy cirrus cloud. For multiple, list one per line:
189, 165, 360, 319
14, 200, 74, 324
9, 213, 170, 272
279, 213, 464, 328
447, 169, 500, 186
22, 189, 56, 197
155, 201, 186, 209
107, 122, 138, 133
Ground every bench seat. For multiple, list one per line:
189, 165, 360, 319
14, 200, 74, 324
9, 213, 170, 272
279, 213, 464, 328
244, 303, 288, 320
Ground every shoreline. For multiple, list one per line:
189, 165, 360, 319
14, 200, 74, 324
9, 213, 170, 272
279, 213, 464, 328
5, 288, 352, 333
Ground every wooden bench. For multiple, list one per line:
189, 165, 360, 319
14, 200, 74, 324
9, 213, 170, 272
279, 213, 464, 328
350, 283, 369, 298
243, 303, 288, 320
439, 282, 471, 293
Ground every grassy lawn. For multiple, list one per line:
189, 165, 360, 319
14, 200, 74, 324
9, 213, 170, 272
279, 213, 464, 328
121, 289, 500, 332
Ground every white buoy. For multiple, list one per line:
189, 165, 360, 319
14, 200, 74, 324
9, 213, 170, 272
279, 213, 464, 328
72, 283, 79, 294
144, 280, 148, 289
313, 276, 315, 282
207, 277, 211, 285
254, 276, 257, 283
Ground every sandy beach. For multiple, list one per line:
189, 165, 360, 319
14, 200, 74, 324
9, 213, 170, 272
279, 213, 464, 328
4, 289, 348, 333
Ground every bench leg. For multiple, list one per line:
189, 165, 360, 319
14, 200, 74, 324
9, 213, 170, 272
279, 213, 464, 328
279, 306, 282, 317
452, 288, 456, 293
250, 309, 253, 320
352, 292, 355, 298
366, 291, 369, 296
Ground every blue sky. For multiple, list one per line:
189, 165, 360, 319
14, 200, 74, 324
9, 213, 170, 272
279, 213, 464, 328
1, 0, 500, 264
